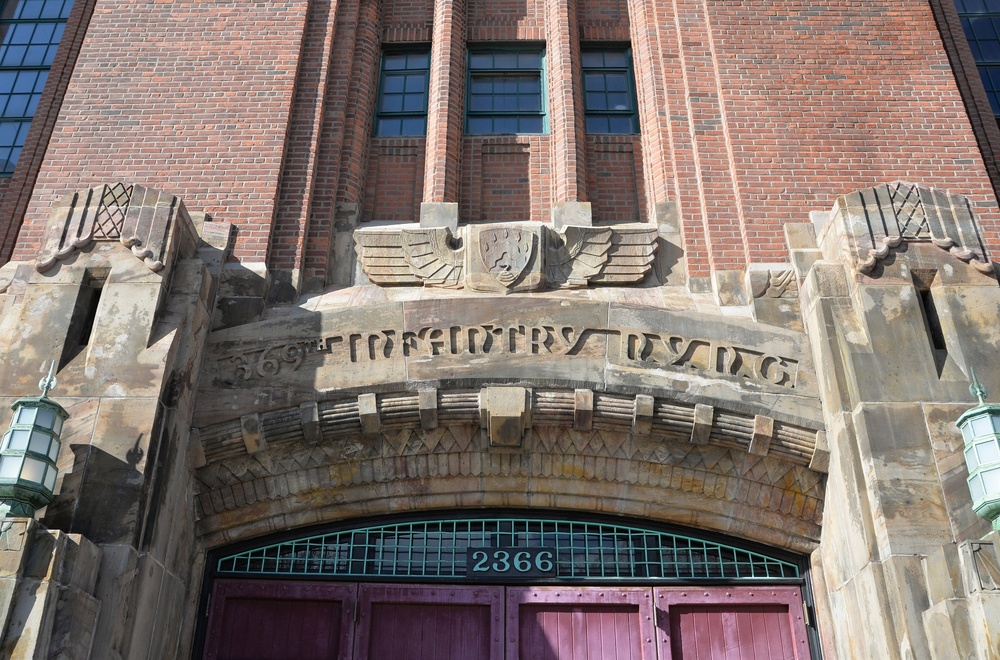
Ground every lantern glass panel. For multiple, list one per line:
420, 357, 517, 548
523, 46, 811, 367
963, 421, 976, 444
971, 415, 994, 438
27, 430, 48, 456
982, 467, 1000, 494
42, 467, 55, 492
992, 413, 1000, 433
51, 415, 62, 436
967, 445, 980, 471
5, 429, 28, 450
971, 473, 987, 501
20, 456, 45, 483
0, 456, 21, 480
14, 407, 35, 426
46, 440, 58, 462
34, 408, 54, 430
977, 439, 1000, 465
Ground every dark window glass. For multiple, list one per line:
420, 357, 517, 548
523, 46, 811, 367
375, 49, 429, 137
0, 0, 71, 175
958, 1, 1000, 121
581, 48, 639, 134
466, 48, 546, 135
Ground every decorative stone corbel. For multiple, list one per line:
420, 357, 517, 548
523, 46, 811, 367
819, 181, 994, 276
479, 386, 531, 447
36, 182, 198, 273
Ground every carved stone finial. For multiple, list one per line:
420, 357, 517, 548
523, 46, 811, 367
36, 183, 193, 273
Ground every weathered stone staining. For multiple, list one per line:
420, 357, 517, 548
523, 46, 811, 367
354, 221, 658, 290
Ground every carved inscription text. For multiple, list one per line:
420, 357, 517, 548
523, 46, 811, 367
218, 325, 799, 389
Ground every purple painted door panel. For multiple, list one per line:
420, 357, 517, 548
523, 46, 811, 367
355, 584, 504, 660
654, 587, 810, 660
507, 587, 659, 660
203, 580, 357, 660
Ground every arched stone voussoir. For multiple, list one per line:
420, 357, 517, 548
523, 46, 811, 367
194, 421, 825, 554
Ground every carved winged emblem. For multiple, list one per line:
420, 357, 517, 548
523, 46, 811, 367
401, 228, 464, 287
355, 226, 464, 287
479, 227, 534, 286
545, 226, 612, 287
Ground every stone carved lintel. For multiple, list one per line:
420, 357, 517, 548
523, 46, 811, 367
480, 386, 531, 447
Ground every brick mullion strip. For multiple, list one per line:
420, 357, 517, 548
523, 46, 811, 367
544, 0, 586, 203
660, 0, 710, 279
673, 0, 747, 273
303, 0, 363, 283
267, 0, 342, 291
335, 0, 382, 214
927, 0, 1000, 214
627, 0, 674, 224
0, 0, 99, 262
422, 0, 467, 204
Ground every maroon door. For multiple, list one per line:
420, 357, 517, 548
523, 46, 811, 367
506, 587, 659, 660
654, 587, 810, 660
203, 580, 357, 660
354, 584, 504, 660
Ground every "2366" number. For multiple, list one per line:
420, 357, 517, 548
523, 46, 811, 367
470, 549, 554, 574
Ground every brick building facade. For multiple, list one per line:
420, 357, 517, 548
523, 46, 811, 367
0, 0, 997, 656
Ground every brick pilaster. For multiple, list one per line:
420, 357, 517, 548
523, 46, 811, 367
422, 0, 467, 205
545, 0, 586, 204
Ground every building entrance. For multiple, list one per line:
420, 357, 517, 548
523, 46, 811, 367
198, 515, 814, 659
204, 581, 809, 659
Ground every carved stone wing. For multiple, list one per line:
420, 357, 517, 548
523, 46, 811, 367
354, 228, 421, 285
590, 225, 659, 284
401, 227, 465, 287
545, 226, 612, 287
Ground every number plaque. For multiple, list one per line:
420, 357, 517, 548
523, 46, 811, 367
466, 547, 556, 579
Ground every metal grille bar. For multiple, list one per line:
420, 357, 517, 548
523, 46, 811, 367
217, 518, 800, 581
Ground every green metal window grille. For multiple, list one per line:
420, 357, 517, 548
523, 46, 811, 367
216, 518, 800, 581
0, 0, 72, 176
375, 50, 430, 137
467, 49, 546, 134
582, 49, 639, 134
957, 0, 1000, 118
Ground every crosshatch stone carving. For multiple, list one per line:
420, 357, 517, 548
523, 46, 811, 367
36, 183, 193, 273
827, 181, 994, 275
355, 221, 657, 290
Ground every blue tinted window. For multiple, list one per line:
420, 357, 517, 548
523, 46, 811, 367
466, 48, 546, 134
0, 0, 72, 175
958, 1, 1000, 119
581, 48, 639, 134
375, 50, 429, 137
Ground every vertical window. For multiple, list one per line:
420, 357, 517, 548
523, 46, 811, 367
375, 50, 430, 137
582, 49, 639, 134
957, 0, 1000, 119
0, 0, 72, 176
466, 49, 545, 135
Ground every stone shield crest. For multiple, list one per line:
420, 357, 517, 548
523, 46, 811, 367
479, 227, 535, 286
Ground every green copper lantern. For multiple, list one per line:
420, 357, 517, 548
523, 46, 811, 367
956, 370, 1000, 532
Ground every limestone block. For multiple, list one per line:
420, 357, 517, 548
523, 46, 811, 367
809, 430, 830, 473
467, 223, 544, 293
480, 386, 531, 447
690, 404, 713, 444
551, 201, 592, 230
188, 428, 207, 469
881, 553, 932, 659
419, 201, 459, 230
854, 403, 953, 557
632, 394, 653, 436
46, 586, 101, 660
119, 553, 165, 659
924, 542, 963, 604
922, 599, 977, 660
573, 389, 593, 431
300, 401, 321, 444
214, 262, 269, 329
785, 221, 822, 279
358, 393, 380, 436
418, 389, 438, 430
713, 269, 748, 306
240, 413, 266, 454
90, 544, 138, 659
749, 415, 773, 456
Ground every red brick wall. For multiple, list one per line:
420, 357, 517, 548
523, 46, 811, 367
10, 0, 311, 264
363, 138, 426, 221
586, 135, 646, 224
7, 0, 1000, 280
462, 136, 551, 223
